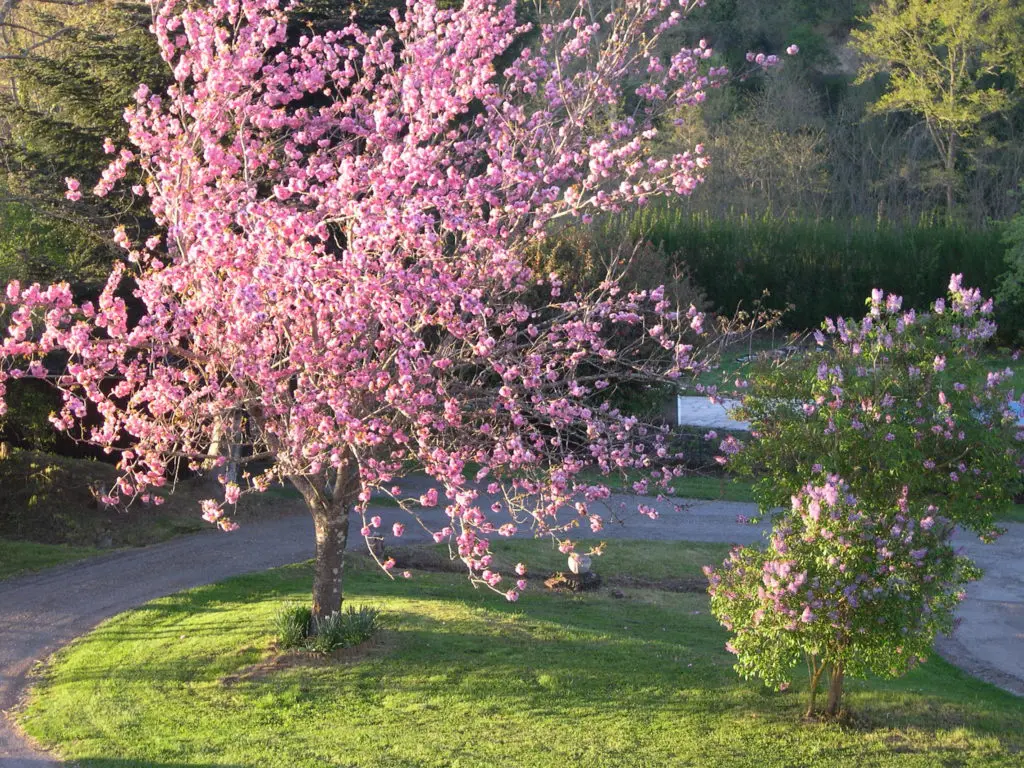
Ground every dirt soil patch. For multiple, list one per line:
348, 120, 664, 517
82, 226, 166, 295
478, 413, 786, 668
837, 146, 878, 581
219, 633, 397, 686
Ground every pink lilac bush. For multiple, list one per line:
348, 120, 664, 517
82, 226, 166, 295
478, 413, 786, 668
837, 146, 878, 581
706, 476, 977, 717
0, 0, 791, 617
709, 280, 1022, 716
727, 277, 1023, 537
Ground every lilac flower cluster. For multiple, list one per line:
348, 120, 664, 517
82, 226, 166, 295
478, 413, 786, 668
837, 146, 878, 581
706, 280, 1019, 714
706, 476, 977, 694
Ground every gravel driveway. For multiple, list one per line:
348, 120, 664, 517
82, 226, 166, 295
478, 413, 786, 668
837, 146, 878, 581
2, 495, 1021, 766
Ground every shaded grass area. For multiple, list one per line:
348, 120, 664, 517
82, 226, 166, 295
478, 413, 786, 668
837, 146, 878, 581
579, 469, 1024, 524
690, 334, 803, 396
20, 542, 1024, 768
1001, 505, 1024, 524
389, 540, 733, 586
0, 449, 305, 553
0, 539, 102, 580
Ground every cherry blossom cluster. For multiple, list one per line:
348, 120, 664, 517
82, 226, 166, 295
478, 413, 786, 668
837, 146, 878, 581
0, 0, 796, 598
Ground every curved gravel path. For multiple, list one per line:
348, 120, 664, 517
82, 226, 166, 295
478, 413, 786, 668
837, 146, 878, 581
2, 497, 1022, 766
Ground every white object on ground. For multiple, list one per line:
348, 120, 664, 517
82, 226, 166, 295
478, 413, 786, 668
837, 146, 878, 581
568, 553, 591, 574
676, 396, 749, 430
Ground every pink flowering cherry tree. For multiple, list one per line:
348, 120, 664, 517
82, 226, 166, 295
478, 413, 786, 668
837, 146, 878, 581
0, 0, 785, 619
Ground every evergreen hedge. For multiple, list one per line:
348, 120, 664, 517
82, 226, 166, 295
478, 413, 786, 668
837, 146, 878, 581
604, 209, 1011, 336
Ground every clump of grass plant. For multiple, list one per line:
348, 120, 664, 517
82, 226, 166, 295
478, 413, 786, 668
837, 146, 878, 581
273, 604, 312, 650
275, 603, 380, 654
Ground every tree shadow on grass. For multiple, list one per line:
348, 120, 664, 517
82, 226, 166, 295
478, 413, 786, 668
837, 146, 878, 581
6, 762, 251, 768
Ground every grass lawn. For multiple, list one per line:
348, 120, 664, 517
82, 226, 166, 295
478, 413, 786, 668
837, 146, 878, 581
0, 539, 103, 580
19, 541, 1024, 768
690, 334, 797, 396
578, 469, 757, 504
1001, 504, 1024, 524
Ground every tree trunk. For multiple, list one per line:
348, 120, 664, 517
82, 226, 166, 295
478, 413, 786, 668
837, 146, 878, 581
824, 662, 845, 718
290, 452, 360, 622
310, 500, 349, 621
805, 654, 825, 719
945, 133, 956, 222
205, 412, 241, 485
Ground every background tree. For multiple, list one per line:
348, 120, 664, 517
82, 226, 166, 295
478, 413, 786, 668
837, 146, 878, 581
0, 0, 167, 286
851, 0, 1024, 219
997, 184, 1024, 342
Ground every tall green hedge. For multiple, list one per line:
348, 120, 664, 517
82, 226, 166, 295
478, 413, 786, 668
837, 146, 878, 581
607, 209, 1011, 335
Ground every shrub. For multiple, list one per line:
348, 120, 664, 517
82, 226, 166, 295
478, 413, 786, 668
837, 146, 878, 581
729, 276, 1023, 534
709, 278, 1023, 717
706, 476, 978, 718
274, 604, 312, 650
604, 209, 1008, 337
307, 606, 381, 654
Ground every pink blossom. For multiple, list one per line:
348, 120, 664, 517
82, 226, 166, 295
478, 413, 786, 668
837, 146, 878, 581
64, 177, 82, 201
0, 0, 768, 614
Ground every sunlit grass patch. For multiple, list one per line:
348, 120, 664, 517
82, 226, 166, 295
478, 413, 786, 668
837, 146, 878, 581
18, 541, 1024, 768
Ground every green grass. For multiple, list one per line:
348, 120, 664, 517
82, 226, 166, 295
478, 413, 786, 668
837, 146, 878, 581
691, 334, 802, 395
1001, 504, 1024, 524
579, 469, 756, 504
574, 469, 1024, 524
0, 538, 103, 580
669, 475, 757, 503
19, 541, 1024, 768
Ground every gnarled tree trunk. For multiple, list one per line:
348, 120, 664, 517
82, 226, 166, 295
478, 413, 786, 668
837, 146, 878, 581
824, 662, 845, 718
289, 452, 360, 621
805, 653, 825, 719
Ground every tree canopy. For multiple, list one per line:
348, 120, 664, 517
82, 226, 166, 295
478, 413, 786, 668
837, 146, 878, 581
0, 0, 778, 617
852, 0, 1024, 217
